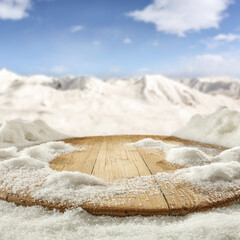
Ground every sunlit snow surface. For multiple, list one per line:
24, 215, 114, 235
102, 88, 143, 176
1, 69, 240, 239
1, 200, 240, 240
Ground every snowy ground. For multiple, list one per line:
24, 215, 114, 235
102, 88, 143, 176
1, 69, 240, 240
1, 201, 240, 240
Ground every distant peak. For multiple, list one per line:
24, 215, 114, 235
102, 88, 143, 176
0, 68, 17, 74
0, 68, 9, 72
0, 68, 22, 81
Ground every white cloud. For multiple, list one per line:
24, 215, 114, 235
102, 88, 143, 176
70, 25, 84, 33
123, 38, 132, 44
171, 53, 240, 77
214, 33, 240, 42
202, 33, 240, 49
51, 66, 68, 75
128, 0, 233, 36
0, 0, 32, 20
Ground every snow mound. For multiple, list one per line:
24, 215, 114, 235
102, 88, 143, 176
0, 119, 67, 148
0, 147, 18, 160
166, 147, 213, 167
166, 146, 240, 183
178, 162, 240, 183
45, 171, 106, 188
21, 141, 77, 163
128, 138, 176, 150
167, 146, 240, 167
1, 157, 48, 170
173, 107, 240, 148
0, 141, 76, 169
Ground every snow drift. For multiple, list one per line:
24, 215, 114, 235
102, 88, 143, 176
0, 119, 67, 148
173, 107, 240, 148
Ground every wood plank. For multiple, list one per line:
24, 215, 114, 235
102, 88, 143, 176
50, 136, 102, 173
84, 135, 170, 215
91, 135, 152, 181
82, 187, 170, 216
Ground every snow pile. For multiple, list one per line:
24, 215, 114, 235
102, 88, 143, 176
0, 141, 77, 168
166, 146, 240, 167
128, 138, 177, 150
0, 119, 67, 148
173, 107, 240, 147
178, 162, 240, 183
166, 146, 240, 186
0, 147, 18, 160
44, 171, 106, 188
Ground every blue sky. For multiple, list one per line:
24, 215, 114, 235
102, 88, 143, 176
1, 0, 240, 77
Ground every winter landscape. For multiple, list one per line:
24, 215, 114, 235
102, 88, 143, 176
1, 69, 240, 239
1, 0, 240, 239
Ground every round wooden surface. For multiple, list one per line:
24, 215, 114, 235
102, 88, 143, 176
1, 135, 239, 216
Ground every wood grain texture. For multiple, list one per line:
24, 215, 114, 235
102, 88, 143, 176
1, 135, 239, 217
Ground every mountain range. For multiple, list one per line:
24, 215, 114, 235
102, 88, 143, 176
0, 68, 239, 136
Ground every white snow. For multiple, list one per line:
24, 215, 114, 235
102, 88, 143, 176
163, 145, 240, 187
1, 69, 240, 239
0, 119, 67, 148
178, 161, 240, 183
44, 171, 106, 187
166, 146, 240, 167
1, 200, 240, 240
0, 147, 18, 160
173, 107, 240, 147
128, 138, 177, 150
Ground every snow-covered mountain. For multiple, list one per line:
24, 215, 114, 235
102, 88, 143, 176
0, 68, 52, 92
46, 74, 236, 107
176, 76, 240, 99
0, 69, 240, 136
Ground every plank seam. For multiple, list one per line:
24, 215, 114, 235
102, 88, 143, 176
130, 136, 171, 214
91, 137, 103, 175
